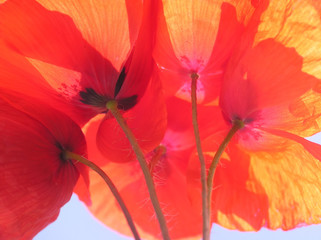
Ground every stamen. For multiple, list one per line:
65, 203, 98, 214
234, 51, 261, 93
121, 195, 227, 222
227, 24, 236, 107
79, 88, 110, 109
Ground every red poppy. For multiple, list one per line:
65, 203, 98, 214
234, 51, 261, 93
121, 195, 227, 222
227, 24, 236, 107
0, 0, 165, 162
84, 97, 223, 239
220, 39, 320, 149
0, 0, 152, 121
0, 89, 89, 240
88, 71, 167, 164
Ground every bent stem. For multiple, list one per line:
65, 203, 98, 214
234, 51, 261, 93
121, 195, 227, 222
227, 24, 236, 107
191, 73, 210, 240
207, 120, 244, 221
106, 100, 171, 240
64, 151, 141, 240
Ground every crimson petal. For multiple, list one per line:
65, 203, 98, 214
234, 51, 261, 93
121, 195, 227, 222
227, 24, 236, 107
0, 89, 89, 239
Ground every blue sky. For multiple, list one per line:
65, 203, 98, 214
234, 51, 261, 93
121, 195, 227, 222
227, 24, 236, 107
35, 133, 321, 240
35, 194, 321, 240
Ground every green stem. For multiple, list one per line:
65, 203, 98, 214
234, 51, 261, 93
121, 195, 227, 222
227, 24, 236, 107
190, 73, 210, 240
207, 120, 244, 221
63, 151, 141, 240
106, 101, 171, 240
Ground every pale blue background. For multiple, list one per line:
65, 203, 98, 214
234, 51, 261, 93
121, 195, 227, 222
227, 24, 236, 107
34, 194, 321, 240
34, 133, 321, 240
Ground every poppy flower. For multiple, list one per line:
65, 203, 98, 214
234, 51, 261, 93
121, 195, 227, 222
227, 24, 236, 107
220, 39, 320, 146
0, 0, 165, 162
0, 89, 89, 239
153, 0, 268, 103
186, 38, 321, 231
0, 0, 151, 120
89, 71, 167, 164
83, 97, 223, 239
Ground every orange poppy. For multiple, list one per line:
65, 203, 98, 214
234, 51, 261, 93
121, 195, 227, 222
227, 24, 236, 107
153, 0, 268, 104
188, 37, 321, 231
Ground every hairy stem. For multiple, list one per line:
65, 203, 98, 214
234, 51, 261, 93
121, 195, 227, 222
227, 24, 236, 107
63, 151, 141, 240
207, 120, 243, 222
106, 100, 171, 240
191, 73, 210, 240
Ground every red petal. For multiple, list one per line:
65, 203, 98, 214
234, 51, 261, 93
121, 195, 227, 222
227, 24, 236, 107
211, 144, 268, 230
116, 0, 158, 101
220, 39, 318, 121
0, 42, 60, 107
35, 0, 143, 71
0, 90, 89, 239
97, 74, 167, 163
0, 1, 118, 125
0, 0, 117, 94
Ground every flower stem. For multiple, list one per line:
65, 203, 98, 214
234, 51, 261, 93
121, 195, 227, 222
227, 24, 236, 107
63, 151, 141, 240
190, 73, 210, 240
106, 100, 171, 240
207, 120, 244, 222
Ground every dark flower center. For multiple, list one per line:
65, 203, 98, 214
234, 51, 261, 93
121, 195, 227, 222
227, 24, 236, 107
79, 88, 138, 111
79, 88, 110, 109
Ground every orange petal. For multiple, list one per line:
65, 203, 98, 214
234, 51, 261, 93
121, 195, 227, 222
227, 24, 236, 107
248, 139, 321, 230
87, 96, 224, 239
154, 0, 265, 103
254, 0, 321, 79
154, 0, 232, 103
88, 135, 202, 239
187, 135, 268, 231
156, 0, 224, 71
35, 0, 143, 71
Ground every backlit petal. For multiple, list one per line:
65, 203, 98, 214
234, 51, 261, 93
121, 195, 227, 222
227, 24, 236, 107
248, 140, 321, 229
187, 135, 268, 231
96, 74, 167, 163
220, 39, 318, 121
0, 0, 118, 95
254, 0, 321, 79
0, 90, 88, 239
35, 0, 142, 71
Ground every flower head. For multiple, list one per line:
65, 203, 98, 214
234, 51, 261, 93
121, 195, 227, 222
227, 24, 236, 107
154, 0, 268, 103
84, 97, 223, 239
0, 0, 165, 163
0, 89, 89, 239
0, 0, 156, 125
186, 37, 321, 231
